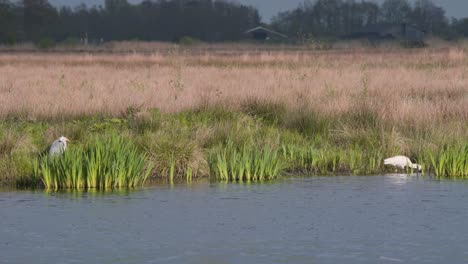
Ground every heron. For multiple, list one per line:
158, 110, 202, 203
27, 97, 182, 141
49, 136, 70, 156
384, 155, 422, 172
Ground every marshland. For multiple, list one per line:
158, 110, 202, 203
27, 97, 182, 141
3, 0, 468, 262
0, 44, 467, 188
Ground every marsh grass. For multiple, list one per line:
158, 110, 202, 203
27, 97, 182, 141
2, 48, 467, 126
280, 143, 384, 175
209, 140, 283, 181
1, 46, 467, 188
241, 98, 287, 126
144, 134, 208, 181
32, 135, 153, 189
428, 144, 468, 178
4, 102, 466, 188
0, 126, 36, 185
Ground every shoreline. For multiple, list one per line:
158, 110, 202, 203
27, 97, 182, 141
0, 174, 430, 192
1, 108, 466, 188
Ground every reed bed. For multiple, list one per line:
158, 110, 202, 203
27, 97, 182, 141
0, 45, 467, 186
1, 106, 467, 187
209, 140, 283, 181
280, 144, 384, 175
32, 135, 153, 189
427, 144, 468, 178
0, 48, 467, 127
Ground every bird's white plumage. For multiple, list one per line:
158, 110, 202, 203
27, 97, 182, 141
49, 136, 70, 156
384, 155, 421, 171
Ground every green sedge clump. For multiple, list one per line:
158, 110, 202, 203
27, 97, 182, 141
33, 135, 153, 189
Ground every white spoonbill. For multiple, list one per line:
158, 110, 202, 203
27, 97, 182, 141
49, 136, 70, 156
384, 155, 421, 171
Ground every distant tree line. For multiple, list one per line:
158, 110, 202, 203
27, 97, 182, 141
0, 0, 468, 45
0, 0, 260, 44
272, 0, 466, 40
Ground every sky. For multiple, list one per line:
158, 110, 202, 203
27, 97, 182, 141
49, 0, 468, 22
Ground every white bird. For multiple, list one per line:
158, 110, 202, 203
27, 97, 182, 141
49, 136, 70, 156
384, 155, 421, 171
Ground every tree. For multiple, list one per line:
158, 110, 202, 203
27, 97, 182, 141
0, 0, 15, 43
411, 0, 448, 35
105, 0, 130, 14
451, 18, 468, 37
312, 0, 343, 36
381, 0, 411, 24
272, 0, 380, 39
22, 0, 58, 41
341, 0, 380, 34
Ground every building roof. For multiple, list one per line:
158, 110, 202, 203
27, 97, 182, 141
356, 23, 399, 33
244, 26, 288, 38
352, 23, 425, 41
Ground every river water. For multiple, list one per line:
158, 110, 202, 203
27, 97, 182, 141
1, 175, 468, 264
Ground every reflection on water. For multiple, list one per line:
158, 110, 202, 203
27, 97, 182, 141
385, 173, 418, 186
2, 175, 468, 264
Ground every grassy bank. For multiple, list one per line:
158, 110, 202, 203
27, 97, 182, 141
0, 48, 467, 188
1, 103, 467, 188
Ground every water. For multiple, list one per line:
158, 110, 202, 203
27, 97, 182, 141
2, 175, 468, 264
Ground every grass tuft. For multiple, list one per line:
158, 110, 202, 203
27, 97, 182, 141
428, 144, 468, 178
209, 140, 283, 181
32, 134, 153, 189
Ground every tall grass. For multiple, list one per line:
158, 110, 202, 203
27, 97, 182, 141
32, 135, 153, 189
2, 47, 468, 185
428, 144, 468, 178
1, 48, 467, 127
209, 140, 283, 181
280, 143, 384, 175
0, 95, 466, 188
140, 131, 209, 182
0, 126, 36, 185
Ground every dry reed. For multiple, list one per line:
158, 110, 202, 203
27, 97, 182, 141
0, 47, 467, 129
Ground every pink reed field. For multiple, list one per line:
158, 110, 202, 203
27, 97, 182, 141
0, 48, 466, 126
